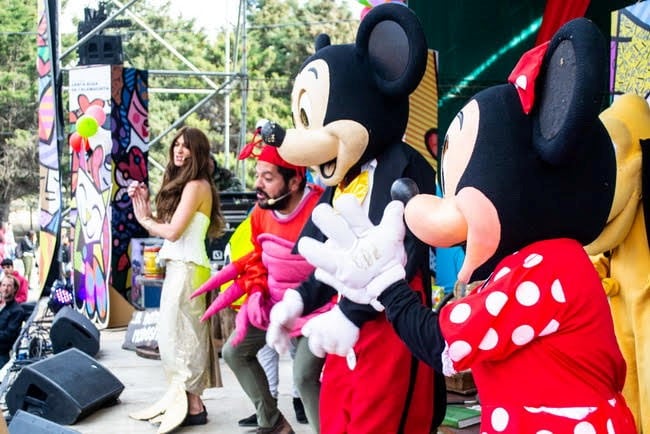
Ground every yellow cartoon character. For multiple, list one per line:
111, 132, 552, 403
585, 93, 650, 434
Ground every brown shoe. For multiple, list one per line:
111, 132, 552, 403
255, 413, 294, 434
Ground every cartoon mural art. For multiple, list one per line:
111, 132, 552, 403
109, 66, 149, 299
37, 0, 63, 295
610, 2, 650, 101
68, 66, 148, 328
69, 66, 113, 326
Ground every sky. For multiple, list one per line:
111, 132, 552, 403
61, 0, 240, 36
60, 0, 364, 38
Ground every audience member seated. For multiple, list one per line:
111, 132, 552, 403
1, 258, 28, 303
0, 275, 24, 368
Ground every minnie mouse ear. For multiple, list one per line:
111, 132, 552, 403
532, 18, 608, 165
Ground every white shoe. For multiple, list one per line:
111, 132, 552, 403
129, 383, 183, 421
157, 385, 188, 434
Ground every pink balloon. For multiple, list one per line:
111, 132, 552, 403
69, 132, 83, 152
85, 105, 106, 126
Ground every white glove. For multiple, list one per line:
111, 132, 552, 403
301, 305, 359, 358
298, 195, 407, 299
266, 289, 303, 354
314, 267, 385, 311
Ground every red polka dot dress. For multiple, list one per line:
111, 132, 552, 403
439, 238, 637, 433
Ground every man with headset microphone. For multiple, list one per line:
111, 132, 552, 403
192, 121, 330, 433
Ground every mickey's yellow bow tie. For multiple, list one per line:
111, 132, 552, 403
334, 170, 369, 204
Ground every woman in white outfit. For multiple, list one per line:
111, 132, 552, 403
128, 127, 225, 433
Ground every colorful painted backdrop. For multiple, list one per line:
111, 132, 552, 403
68, 66, 148, 327
37, 0, 63, 295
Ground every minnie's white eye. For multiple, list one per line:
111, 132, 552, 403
298, 93, 312, 128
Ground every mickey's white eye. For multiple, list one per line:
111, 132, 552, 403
298, 92, 312, 128
440, 100, 479, 197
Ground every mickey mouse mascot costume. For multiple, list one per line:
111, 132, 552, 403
261, 3, 445, 433
298, 17, 639, 434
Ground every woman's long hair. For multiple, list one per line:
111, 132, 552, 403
155, 127, 225, 238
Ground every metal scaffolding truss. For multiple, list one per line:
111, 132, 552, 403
58, 0, 249, 174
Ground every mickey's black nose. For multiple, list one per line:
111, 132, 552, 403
390, 178, 419, 204
260, 121, 286, 147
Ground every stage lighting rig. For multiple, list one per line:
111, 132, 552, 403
77, 1, 131, 66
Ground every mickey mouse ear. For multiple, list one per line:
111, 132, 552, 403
356, 3, 427, 97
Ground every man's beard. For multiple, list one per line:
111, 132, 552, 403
257, 186, 291, 211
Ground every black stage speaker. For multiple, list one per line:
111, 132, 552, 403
5, 348, 124, 425
8, 410, 80, 434
50, 306, 100, 357
78, 35, 124, 66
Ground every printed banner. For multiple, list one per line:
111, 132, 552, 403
68, 66, 149, 328
69, 65, 113, 327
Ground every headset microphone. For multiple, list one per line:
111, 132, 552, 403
266, 191, 292, 205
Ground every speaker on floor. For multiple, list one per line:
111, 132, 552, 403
8, 410, 80, 434
6, 348, 124, 425
50, 306, 100, 357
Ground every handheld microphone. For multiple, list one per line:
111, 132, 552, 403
266, 191, 292, 205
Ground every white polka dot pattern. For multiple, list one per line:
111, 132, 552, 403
494, 266, 511, 281
485, 291, 508, 316
574, 421, 596, 434
450, 303, 472, 324
523, 252, 543, 268
479, 328, 499, 350
539, 319, 560, 336
551, 279, 566, 303
437, 240, 633, 433
491, 407, 510, 432
516, 281, 540, 306
449, 340, 472, 362
512, 324, 535, 345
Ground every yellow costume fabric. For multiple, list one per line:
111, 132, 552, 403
221, 214, 254, 309
586, 94, 650, 434
333, 170, 369, 203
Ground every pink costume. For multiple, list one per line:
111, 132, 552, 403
194, 183, 333, 343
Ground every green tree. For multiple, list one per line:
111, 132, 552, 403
0, 0, 360, 216
0, 0, 39, 221
209, 0, 357, 184
242, 0, 356, 129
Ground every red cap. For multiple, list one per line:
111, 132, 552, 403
238, 132, 306, 178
